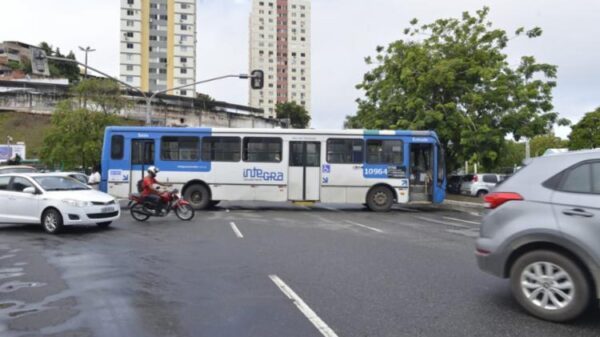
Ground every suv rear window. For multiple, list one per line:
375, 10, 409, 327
483, 175, 498, 183
462, 175, 474, 182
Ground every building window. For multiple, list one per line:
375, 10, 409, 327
181, 14, 188, 20
126, 43, 133, 49
180, 57, 187, 63
126, 65, 133, 71
126, 76, 133, 82
180, 90, 187, 96
181, 3, 190, 9
180, 68, 187, 74
127, 0, 134, 4
161, 137, 199, 161
126, 20, 134, 27
201, 137, 241, 162
160, 15, 168, 20
243, 137, 282, 163
126, 54, 133, 61
127, 10, 134, 16
125, 32, 134, 38
181, 25, 188, 31
160, 58, 167, 63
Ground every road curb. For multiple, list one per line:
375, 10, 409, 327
444, 199, 484, 208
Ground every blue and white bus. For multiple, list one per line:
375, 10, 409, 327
101, 127, 446, 212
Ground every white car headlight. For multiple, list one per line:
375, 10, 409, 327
62, 199, 92, 207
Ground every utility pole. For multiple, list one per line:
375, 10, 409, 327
78, 46, 96, 77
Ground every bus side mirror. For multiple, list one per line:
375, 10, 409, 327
250, 70, 264, 90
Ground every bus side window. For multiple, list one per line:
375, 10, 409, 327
326, 139, 363, 164
201, 137, 241, 162
366, 140, 403, 164
243, 137, 282, 163
111, 135, 124, 160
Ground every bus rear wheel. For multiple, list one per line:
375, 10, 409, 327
184, 184, 211, 210
367, 186, 394, 212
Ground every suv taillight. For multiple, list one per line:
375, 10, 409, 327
472, 175, 478, 182
484, 192, 523, 209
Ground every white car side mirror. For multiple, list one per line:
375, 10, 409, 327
23, 187, 37, 194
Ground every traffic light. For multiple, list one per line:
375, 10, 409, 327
250, 70, 264, 90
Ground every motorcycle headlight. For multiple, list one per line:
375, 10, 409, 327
62, 199, 91, 207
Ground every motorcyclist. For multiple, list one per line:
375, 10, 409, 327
142, 166, 170, 214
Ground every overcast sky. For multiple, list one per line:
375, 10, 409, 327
2, 0, 599, 138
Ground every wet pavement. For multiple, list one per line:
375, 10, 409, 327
0, 202, 599, 337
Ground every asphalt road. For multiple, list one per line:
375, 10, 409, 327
1, 202, 599, 337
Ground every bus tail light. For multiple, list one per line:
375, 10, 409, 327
484, 192, 523, 209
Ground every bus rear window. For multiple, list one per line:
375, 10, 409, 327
366, 140, 403, 165
201, 137, 241, 162
327, 139, 363, 164
161, 136, 199, 161
243, 137, 282, 163
111, 135, 124, 160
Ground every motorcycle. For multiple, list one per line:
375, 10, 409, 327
128, 188, 195, 221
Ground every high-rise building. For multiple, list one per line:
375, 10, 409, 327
249, 0, 311, 118
120, 0, 197, 97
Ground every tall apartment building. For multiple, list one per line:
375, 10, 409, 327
249, 0, 311, 118
120, 0, 197, 97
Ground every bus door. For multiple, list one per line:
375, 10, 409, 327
409, 143, 434, 202
129, 139, 155, 195
289, 141, 321, 201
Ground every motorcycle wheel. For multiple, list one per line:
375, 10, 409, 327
131, 203, 151, 222
175, 204, 195, 221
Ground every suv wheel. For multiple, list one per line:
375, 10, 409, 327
476, 190, 488, 197
510, 250, 591, 322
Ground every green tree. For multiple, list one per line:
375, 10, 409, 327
71, 79, 130, 114
40, 101, 121, 170
346, 7, 563, 171
569, 107, 600, 150
276, 102, 311, 128
495, 140, 525, 171
38, 42, 80, 82
530, 133, 568, 157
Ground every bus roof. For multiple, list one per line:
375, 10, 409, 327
105, 126, 440, 139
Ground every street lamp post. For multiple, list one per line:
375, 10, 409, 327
145, 74, 250, 125
46, 56, 264, 126
78, 46, 96, 77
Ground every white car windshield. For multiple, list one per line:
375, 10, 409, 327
34, 176, 90, 191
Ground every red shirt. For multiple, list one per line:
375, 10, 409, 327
142, 176, 158, 196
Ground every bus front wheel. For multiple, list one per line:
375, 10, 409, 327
367, 186, 394, 212
184, 184, 211, 210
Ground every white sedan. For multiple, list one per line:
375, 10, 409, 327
0, 173, 120, 234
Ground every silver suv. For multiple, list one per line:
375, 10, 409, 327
461, 173, 502, 197
476, 149, 600, 322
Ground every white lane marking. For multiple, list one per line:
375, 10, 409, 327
269, 275, 339, 337
225, 209, 230, 213
414, 216, 470, 229
229, 221, 244, 239
442, 216, 480, 225
344, 220, 383, 233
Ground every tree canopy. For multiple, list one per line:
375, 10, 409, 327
71, 79, 130, 115
346, 7, 564, 171
276, 102, 311, 128
569, 107, 600, 150
40, 101, 122, 170
38, 42, 80, 82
